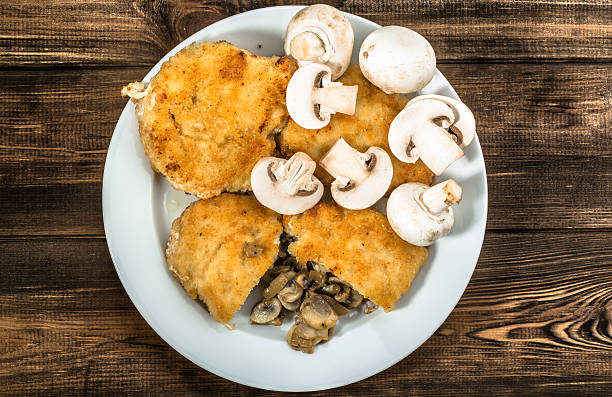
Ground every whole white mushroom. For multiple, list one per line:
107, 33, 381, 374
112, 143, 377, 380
387, 179, 462, 246
284, 4, 354, 80
359, 26, 436, 94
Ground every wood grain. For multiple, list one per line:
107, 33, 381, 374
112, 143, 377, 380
1, 64, 610, 233
1, 0, 611, 394
1, 0, 610, 67
1, 232, 611, 394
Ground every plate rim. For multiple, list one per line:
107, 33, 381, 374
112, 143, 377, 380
103, 5, 488, 391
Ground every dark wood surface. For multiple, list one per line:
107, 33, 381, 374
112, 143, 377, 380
1, 0, 611, 395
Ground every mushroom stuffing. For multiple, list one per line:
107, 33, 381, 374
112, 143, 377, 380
122, 3, 477, 354
250, 241, 377, 354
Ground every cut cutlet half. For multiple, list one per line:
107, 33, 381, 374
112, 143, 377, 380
283, 202, 428, 311
166, 193, 283, 324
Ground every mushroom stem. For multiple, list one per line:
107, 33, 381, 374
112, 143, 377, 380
319, 138, 370, 187
290, 30, 329, 62
271, 152, 318, 196
410, 122, 464, 176
312, 84, 358, 115
420, 179, 462, 215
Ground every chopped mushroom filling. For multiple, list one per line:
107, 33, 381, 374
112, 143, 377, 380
250, 233, 378, 353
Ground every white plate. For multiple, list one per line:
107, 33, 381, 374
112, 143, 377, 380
103, 6, 487, 392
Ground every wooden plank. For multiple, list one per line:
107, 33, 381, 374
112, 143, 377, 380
0, 184, 103, 237
1, 232, 611, 394
0, 64, 610, 233
1, 0, 610, 67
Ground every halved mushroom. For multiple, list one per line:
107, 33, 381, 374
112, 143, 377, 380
387, 179, 462, 246
284, 4, 354, 80
300, 294, 338, 330
388, 99, 458, 173
250, 298, 282, 325
278, 280, 304, 311
406, 95, 476, 148
251, 152, 323, 215
359, 26, 436, 94
388, 96, 476, 176
286, 63, 358, 129
319, 138, 393, 209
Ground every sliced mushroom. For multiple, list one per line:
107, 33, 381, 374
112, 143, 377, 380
359, 26, 436, 94
286, 322, 329, 353
310, 262, 327, 273
334, 284, 351, 303
300, 294, 338, 330
345, 289, 364, 309
250, 298, 282, 324
261, 264, 291, 285
308, 270, 327, 289
319, 283, 341, 296
251, 152, 323, 215
278, 280, 304, 311
388, 96, 475, 176
406, 94, 476, 148
319, 138, 393, 209
286, 63, 358, 129
263, 271, 296, 299
243, 242, 263, 257
266, 310, 286, 326
295, 271, 313, 289
284, 4, 354, 80
387, 179, 462, 246
363, 299, 379, 314
320, 294, 350, 316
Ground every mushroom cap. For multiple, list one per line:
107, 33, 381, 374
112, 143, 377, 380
286, 63, 334, 130
327, 147, 393, 210
285, 4, 354, 80
388, 98, 463, 175
251, 154, 323, 215
386, 182, 454, 246
407, 94, 476, 147
359, 26, 436, 94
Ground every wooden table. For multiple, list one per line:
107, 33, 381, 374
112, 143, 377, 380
1, 1, 611, 395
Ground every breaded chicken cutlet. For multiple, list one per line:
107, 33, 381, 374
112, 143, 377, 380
279, 65, 433, 193
123, 41, 296, 199
166, 193, 283, 324
283, 202, 428, 311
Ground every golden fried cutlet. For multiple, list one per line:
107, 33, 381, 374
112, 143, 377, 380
125, 41, 296, 199
279, 65, 433, 193
166, 193, 283, 324
283, 202, 428, 311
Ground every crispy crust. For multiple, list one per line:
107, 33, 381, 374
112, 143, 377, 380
166, 194, 283, 324
132, 41, 296, 199
283, 202, 428, 311
278, 65, 433, 193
